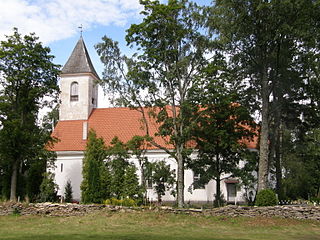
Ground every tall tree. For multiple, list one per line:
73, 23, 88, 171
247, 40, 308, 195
81, 130, 110, 203
210, 0, 319, 192
96, 0, 210, 207
0, 28, 59, 201
188, 78, 256, 207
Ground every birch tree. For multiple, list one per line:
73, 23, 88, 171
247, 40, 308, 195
96, 0, 210, 207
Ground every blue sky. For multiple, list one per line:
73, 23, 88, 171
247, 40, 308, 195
0, 0, 209, 107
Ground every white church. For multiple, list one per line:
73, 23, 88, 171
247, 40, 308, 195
50, 37, 257, 204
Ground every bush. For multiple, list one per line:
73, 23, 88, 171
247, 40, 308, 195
64, 180, 73, 203
255, 189, 277, 206
104, 197, 137, 207
39, 172, 59, 202
123, 198, 138, 207
310, 197, 320, 205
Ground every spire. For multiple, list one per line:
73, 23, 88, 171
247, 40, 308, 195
61, 37, 99, 79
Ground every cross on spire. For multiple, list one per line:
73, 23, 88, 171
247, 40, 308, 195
78, 24, 83, 37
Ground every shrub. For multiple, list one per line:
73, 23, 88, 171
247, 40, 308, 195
64, 180, 73, 203
39, 172, 59, 202
310, 197, 320, 205
255, 189, 277, 206
105, 198, 121, 206
104, 197, 137, 207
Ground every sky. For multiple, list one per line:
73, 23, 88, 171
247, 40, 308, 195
0, 0, 209, 107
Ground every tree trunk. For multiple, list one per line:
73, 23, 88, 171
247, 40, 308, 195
10, 160, 18, 201
176, 145, 184, 208
258, 70, 270, 192
269, 104, 283, 198
275, 121, 283, 199
139, 160, 146, 201
215, 175, 222, 207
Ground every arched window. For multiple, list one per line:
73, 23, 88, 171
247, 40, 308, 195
70, 82, 79, 101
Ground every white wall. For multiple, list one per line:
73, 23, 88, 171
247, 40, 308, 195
53, 151, 84, 200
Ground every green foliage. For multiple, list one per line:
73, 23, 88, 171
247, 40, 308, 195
42, 104, 59, 133
64, 180, 73, 203
81, 130, 110, 203
106, 137, 141, 200
310, 197, 320, 205
123, 164, 142, 199
281, 128, 320, 200
104, 197, 138, 207
39, 172, 58, 202
81, 133, 144, 203
150, 160, 176, 203
188, 78, 256, 207
255, 189, 277, 207
106, 137, 129, 199
0, 28, 59, 201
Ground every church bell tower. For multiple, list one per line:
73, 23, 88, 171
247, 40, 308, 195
59, 37, 99, 121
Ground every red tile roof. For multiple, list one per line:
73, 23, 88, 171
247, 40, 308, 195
51, 107, 258, 151
51, 107, 171, 151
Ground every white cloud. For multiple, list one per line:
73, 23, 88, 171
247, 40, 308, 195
0, 0, 142, 43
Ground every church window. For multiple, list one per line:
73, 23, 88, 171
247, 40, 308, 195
146, 176, 153, 189
91, 86, 96, 105
70, 82, 79, 101
61, 163, 63, 172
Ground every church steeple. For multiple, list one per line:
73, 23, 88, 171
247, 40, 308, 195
59, 37, 99, 121
61, 37, 99, 80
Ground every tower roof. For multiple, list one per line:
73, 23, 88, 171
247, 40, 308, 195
61, 37, 100, 79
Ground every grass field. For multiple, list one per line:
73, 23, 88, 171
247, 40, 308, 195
0, 211, 319, 240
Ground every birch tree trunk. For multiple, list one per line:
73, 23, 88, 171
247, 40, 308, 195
176, 145, 184, 208
258, 70, 270, 192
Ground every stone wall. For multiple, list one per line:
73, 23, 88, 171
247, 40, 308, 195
203, 205, 320, 220
0, 202, 319, 221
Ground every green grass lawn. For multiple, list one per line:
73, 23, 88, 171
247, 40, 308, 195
0, 211, 319, 240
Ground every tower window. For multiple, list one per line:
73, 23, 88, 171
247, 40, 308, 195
70, 82, 79, 101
